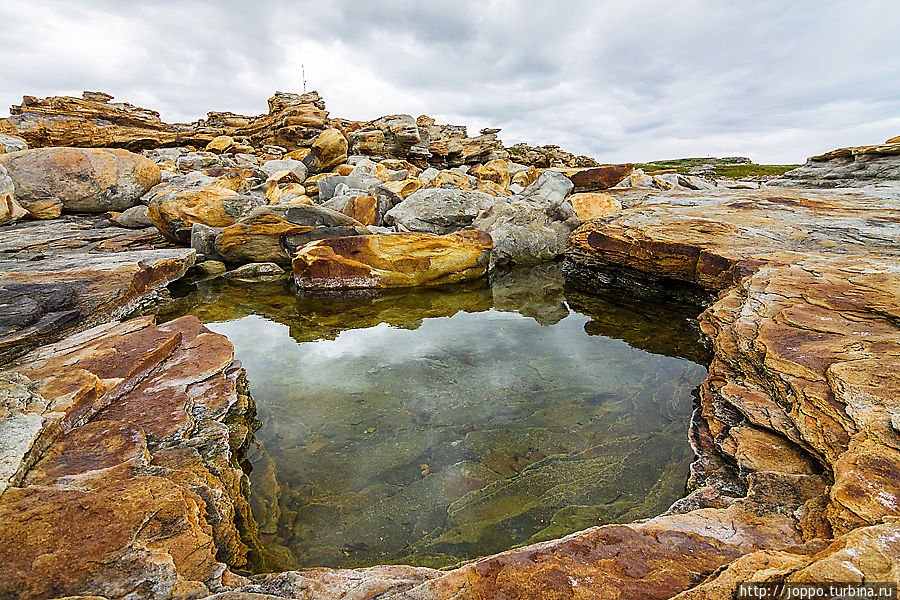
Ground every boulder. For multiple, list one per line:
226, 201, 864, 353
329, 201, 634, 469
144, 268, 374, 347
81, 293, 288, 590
223, 262, 285, 281
0, 134, 27, 154
473, 198, 569, 269
568, 192, 622, 220
0, 147, 161, 213
383, 188, 498, 234
18, 197, 62, 220
309, 128, 348, 172
146, 179, 265, 245
519, 169, 574, 208
108, 204, 153, 229
205, 135, 235, 154
0, 164, 27, 225
212, 205, 367, 265
261, 159, 307, 184
293, 229, 493, 290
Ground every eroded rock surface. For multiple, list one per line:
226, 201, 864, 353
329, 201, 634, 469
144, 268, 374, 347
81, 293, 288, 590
0, 315, 265, 599
563, 184, 900, 597
0, 216, 194, 362
770, 136, 900, 187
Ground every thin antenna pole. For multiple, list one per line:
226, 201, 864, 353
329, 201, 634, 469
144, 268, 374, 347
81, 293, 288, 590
302, 65, 306, 94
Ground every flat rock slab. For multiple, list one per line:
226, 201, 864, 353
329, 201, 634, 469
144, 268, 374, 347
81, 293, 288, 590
0, 216, 194, 362
566, 186, 900, 290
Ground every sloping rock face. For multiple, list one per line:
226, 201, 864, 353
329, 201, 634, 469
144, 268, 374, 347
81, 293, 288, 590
770, 136, 900, 187
562, 184, 900, 597
292, 230, 493, 290
0, 216, 194, 363
0, 314, 267, 599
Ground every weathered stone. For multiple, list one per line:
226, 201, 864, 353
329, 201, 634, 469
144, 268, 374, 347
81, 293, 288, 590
108, 204, 152, 229
771, 141, 900, 187
310, 128, 348, 172
207, 135, 236, 154
423, 170, 474, 190
18, 196, 63, 220
0, 147, 161, 213
0, 164, 27, 225
568, 192, 622, 220
0, 133, 27, 154
383, 188, 498, 234
472, 198, 568, 270
0, 217, 195, 362
213, 205, 366, 265
293, 230, 493, 290
551, 163, 634, 191
261, 159, 307, 184
224, 262, 285, 281
146, 179, 265, 245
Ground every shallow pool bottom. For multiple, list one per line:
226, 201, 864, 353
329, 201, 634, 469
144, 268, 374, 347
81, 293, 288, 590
165, 264, 709, 570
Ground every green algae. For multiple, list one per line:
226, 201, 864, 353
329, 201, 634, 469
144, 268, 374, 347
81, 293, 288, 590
164, 263, 709, 570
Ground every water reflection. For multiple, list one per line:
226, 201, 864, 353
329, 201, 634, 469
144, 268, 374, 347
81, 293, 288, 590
164, 263, 709, 570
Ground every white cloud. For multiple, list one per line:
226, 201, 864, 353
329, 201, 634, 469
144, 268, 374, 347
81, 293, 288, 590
1, 0, 898, 163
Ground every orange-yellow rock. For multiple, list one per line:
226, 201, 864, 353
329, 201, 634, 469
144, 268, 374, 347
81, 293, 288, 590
472, 159, 511, 188
511, 165, 541, 188
146, 183, 264, 245
205, 135, 235, 154
425, 170, 472, 190
380, 177, 422, 199
311, 128, 348, 171
293, 230, 493, 289
568, 192, 622, 220
551, 163, 633, 191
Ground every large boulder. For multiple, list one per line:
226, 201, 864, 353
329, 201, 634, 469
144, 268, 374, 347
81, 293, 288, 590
293, 229, 493, 290
473, 198, 569, 270
308, 128, 348, 172
0, 147, 161, 213
383, 188, 498, 234
211, 205, 367, 265
146, 176, 265, 245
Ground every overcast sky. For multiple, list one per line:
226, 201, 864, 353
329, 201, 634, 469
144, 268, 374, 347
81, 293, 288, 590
1, 0, 898, 163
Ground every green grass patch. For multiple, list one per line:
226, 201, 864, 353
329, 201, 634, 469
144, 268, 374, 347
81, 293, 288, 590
633, 159, 800, 179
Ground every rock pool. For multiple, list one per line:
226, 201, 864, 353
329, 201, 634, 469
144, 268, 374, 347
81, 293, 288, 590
165, 263, 709, 570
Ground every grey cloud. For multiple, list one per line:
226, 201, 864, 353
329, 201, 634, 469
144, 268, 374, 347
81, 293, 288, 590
1, 0, 899, 162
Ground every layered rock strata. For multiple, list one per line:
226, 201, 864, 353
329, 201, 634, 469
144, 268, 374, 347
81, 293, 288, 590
0, 315, 268, 598
770, 135, 900, 187
563, 185, 900, 596
0, 216, 194, 363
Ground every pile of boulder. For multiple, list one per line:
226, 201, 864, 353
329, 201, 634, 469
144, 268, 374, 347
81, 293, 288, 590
0, 91, 637, 292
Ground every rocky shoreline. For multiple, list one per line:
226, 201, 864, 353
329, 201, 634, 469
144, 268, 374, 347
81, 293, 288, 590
1, 92, 898, 599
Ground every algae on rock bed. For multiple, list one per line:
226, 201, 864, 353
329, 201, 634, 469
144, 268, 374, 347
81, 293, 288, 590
164, 264, 709, 570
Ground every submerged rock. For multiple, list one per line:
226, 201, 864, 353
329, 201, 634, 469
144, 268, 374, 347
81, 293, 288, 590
292, 230, 493, 290
0, 147, 160, 213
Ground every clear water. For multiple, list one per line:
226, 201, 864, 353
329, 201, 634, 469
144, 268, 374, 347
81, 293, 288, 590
165, 264, 709, 570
